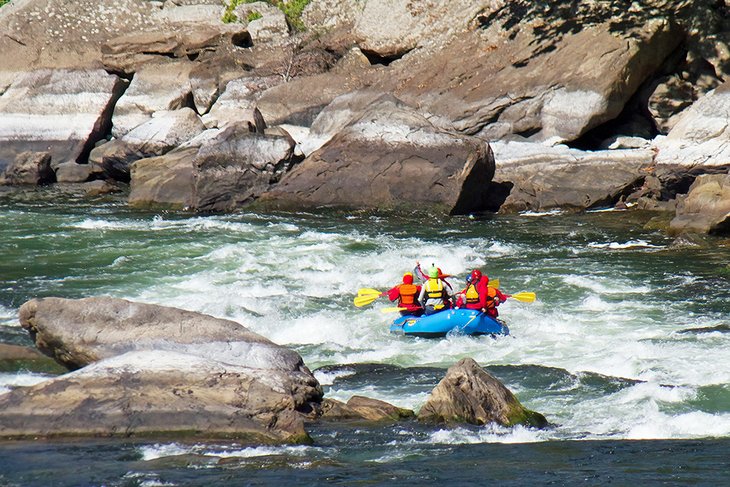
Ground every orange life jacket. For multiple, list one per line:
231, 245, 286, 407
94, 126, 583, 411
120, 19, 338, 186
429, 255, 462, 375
398, 283, 418, 306
484, 287, 497, 308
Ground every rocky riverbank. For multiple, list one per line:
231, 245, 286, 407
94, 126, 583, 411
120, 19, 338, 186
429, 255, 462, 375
0, 0, 728, 234
0, 297, 545, 442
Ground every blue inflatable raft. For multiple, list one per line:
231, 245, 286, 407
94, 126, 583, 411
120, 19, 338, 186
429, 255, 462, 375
390, 308, 509, 338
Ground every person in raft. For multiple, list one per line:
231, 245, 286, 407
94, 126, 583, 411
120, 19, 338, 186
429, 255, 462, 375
455, 269, 509, 318
418, 265, 452, 315
414, 260, 454, 294
382, 272, 423, 316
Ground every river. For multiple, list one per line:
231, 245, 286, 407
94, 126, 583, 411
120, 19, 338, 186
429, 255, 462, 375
1, 187, 729, 485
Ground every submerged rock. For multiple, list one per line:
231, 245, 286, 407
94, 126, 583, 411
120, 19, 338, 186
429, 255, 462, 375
418, 358, 548, 428
0, 350, 315, 442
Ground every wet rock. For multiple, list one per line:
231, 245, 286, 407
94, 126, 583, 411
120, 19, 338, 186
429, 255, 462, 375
263, 95, 495, 215
0, 152, 54, 186
0, 350, 315, 442
418, 358, 548, 428
490, 141, 654, 212
0, 69, 126, 172
669, 174, 730, 235
320, 396, 415, 422
130, 124, 298, 211
84, 180, 122, 197
90, 108, 205, 182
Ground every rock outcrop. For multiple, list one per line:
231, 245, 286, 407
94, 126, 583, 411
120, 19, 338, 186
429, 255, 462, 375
8, 296, 324, 441
263, 95, 495, 215
0, 152, 54, 186
0, 69, 126, 173
0, 350, 314, 442
418, 358, 548, 428
90, 108, 205, 182
490, 141, 655, 212
670, 174, 730, 235
129, 124, 299, 211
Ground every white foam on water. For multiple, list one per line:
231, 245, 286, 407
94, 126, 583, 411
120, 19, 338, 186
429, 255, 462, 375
138, 442, 312, 461
0, 372, 52, 395
561, 274, 652, 294
587, 240, 664, 250
314, 368, 356, 386
428, 424, 548, 444
519, 209, 565, 217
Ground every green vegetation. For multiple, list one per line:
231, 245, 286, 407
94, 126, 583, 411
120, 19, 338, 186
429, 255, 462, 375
221, 0, 311, 31
0, 0, 10, 8
247, 10, 263, 22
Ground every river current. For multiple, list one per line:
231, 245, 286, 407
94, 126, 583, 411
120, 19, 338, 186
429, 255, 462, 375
1, 188, 729, 485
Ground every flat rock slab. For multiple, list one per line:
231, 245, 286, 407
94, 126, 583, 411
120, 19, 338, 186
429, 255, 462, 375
0, 350, 315, 442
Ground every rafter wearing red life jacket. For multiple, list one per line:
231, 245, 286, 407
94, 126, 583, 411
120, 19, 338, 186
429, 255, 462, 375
458, 269, 508, 318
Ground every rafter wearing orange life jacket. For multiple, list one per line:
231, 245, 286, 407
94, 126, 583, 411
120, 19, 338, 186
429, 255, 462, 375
384, 272, 422, 314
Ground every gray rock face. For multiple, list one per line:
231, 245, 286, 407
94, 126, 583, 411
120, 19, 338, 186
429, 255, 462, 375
491, 141, 655, 212
0, 350, 315, 442
418, 357, 548, 428
670, 174, 730, 235
655, 81, 730, 171
202, 77, 272, 129
0, 152, 54, 186
233, 2, 289, 44
90, 108, 205, 182
111, 62, 195, 138
130, 124, 298, 211
18, 296, 310, 374
263, 95, 495, 215
54, 162, 94, 183
0, 69, 126, 172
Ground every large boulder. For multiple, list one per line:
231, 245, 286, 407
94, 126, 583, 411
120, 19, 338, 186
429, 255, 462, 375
129, 124, 299, 211
0, 69, 126, 172
490, 141, 655, 212
18, 296, 313, 376
669, 174, 730, 235
320, 396, 415, 422
90, 108, 205, 182
111, 62, 195, 138
101, 26, 250, 75
0, 350, 314, 442
384, 17, 681, 143
263, 95, 496, 215
0, 152, 54, 186
655, 81, 730, 173
0, 0, 160, 71
418, 358, 548, 428
202, 77, 274, 129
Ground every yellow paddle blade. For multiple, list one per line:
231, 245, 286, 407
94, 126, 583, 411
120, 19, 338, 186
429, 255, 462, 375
381, 306, 407, 313
358, 288, 382, 297
490, 278, 500, 288
354, 294, 379, 307
510, 292, 536, 303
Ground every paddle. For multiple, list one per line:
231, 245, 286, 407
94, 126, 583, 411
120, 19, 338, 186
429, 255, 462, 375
508, 291, 536, 303
381, 306, 408, 313
358, 288, 381, 297
354, 294, 380, 307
